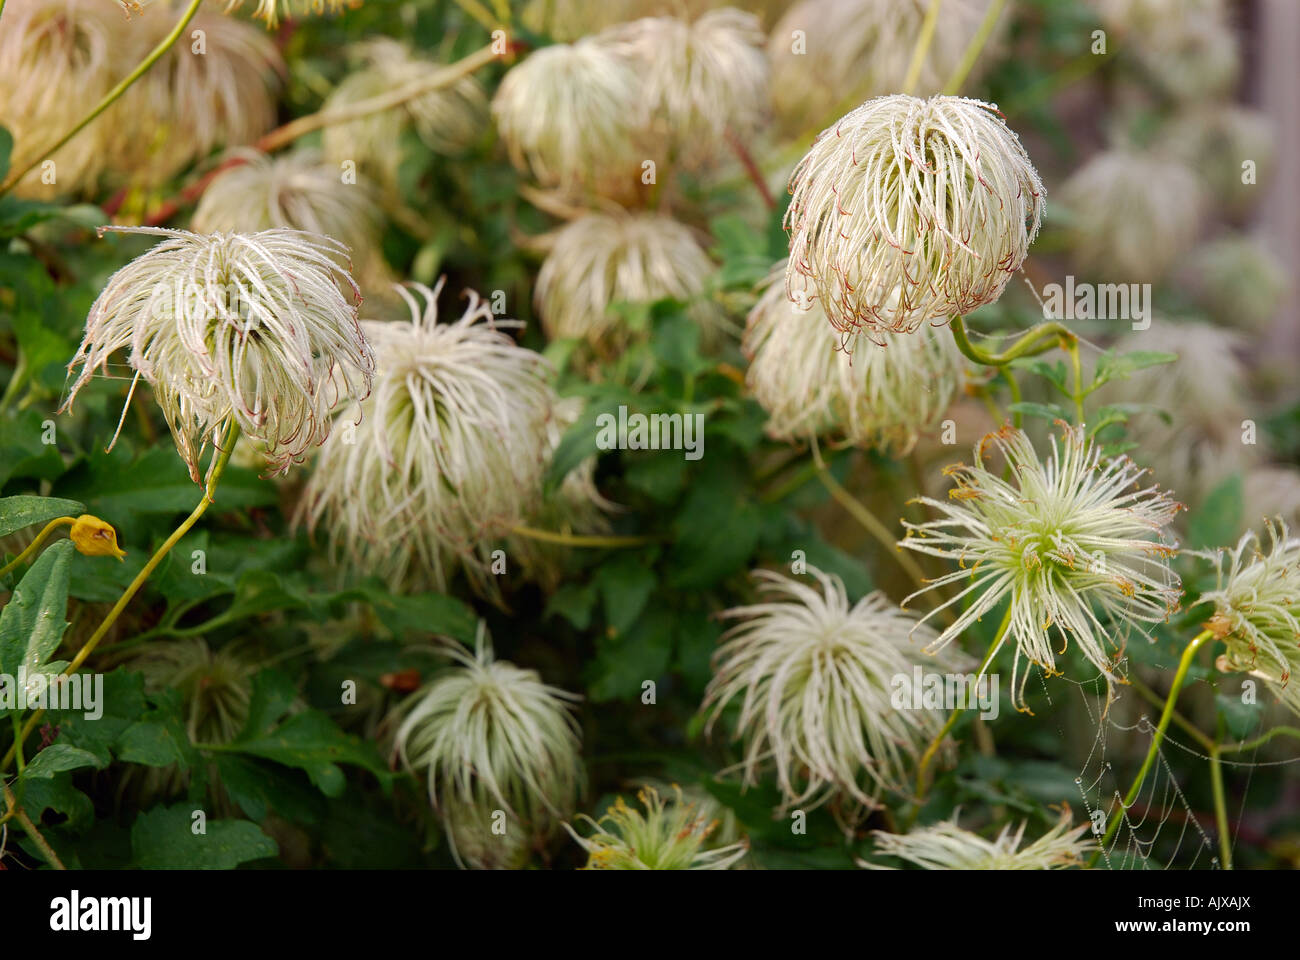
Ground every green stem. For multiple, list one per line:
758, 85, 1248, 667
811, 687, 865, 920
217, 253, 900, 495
1218, 725, 1300, 754
3, 783, 65, 869
1127, 673, 1215, 753
941, 0, 1007, 94
902, 0, 944, 95
809, 438, 933, 599
511, 525, 659, 548
1208, 745, 1232, 869
0, 0, 205, 197
1066, 335, 1085, 426
10, 713, 24, 775
1089, 629, 1215, 866
949, 314, 1072, 368
1, 422, 240, 774
914, 604, 1012, 801
0, 516, 76, 580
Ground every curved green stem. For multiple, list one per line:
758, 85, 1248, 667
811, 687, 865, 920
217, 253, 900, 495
1066, 335, 1085, 425
0, 517, 76, 580
950, 314, 1073, 368
913, 604, 1012, 803
1218, 725, 1300, 754
0, 0, 205, 197
511, 525, 658, 548
1, 422, 239, 774
1089, 629, 1215, 867
942, 0, 1007, 94
902, 0, 944, 95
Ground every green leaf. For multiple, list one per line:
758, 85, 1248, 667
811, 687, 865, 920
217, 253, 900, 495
0, 539, 74, 694
651, 306, 709, 377
0, 495, 85, 539
544, 398, 619, 495
213, 754, 326, 825
45, 669, 149, 767
545, 582, 597, 630
118, 706, 197, 770
1007, 401, 1070, 423
19, 743, 102, 780
1186, 474, 1243, 550
131, 805, 277, 869
222, 670, 391, 797
587, 607, 673, 701
668, 460, 767, 586
17, 772, 94, 830
1092, 349, 1178, 389
362, 588, 478, 644
1215, 692, 1260, 742
0, 125, 11, 182
596, 553, 657, 635
625, 449, 688, 503
1008, 357, 1069, 395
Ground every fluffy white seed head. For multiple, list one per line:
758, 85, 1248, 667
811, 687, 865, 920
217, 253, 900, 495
601, 9, 768, 162
901, 424, 1183, 712
322, 39, 487, 191
865, 806, 1094, 869
192, 148, 390, 293
1186, 235, 1287, 332
394, 625, 584, 869
701, 566, 959, 821
109, 5, 283, 187
1107, 321, 1254, 506
0, 0, 130, 197
492, 38, 648, 195
535, 212, 724, 355
1157, 105, 1275, 218
299, 280, 555, 594
1201, 521, 1300, 719
1058, 149, 1206, 282
1098, 0, 1238, 101
62, 227, 373, 481
565, 783, 748, 870
768, 0, 1005, 135
786, 95, 1045, 345
744, 263, 965, 453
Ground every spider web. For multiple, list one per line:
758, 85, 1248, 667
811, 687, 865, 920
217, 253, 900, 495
1023, 662, 1300, 870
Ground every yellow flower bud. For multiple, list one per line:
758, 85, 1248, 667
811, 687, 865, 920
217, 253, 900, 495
69, 515, 126, 561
